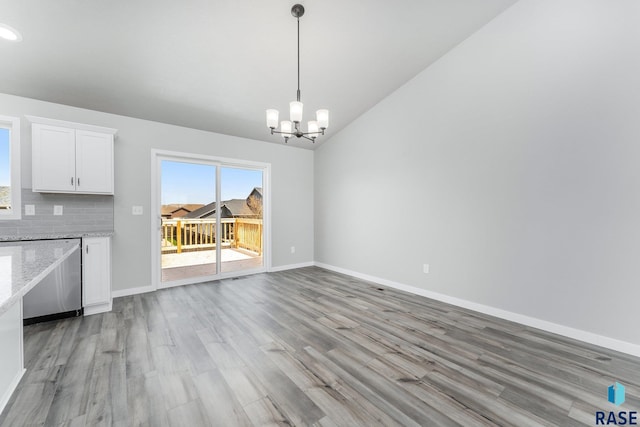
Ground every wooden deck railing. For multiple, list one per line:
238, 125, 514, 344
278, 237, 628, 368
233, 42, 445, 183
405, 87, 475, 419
161, 218, 262, 255
234, 218, 263, 254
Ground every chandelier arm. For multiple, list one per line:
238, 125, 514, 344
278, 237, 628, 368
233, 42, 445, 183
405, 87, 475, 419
270, 129, 292, 135
271, 129, 315, 141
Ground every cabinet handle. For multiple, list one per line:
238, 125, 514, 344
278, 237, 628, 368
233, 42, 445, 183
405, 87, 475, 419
78, 178, 80, 186
71, 177, 74, 186
86, 245, 89, 254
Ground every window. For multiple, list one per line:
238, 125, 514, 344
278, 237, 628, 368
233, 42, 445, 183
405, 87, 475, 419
0, 115, 21, 220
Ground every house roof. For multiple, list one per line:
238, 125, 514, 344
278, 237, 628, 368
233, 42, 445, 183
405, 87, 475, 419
184, 198, 258, 219
161, 204, 205, 216
223, 199, 256, 217
184, 202, 217, 219
249, 187, 262, 198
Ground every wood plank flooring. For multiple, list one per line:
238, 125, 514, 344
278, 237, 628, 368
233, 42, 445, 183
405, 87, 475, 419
1, 266, 638, 426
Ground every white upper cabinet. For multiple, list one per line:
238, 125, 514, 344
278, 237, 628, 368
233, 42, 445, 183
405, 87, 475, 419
75, 130, 114, 193
32, 124, 76, 192
28, 116, 117, 195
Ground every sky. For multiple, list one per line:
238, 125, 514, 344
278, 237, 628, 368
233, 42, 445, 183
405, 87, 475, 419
0, 129, 9, 186
161, 161, 262, 205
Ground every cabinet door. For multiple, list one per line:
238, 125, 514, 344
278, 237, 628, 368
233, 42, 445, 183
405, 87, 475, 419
83, 237, 111, 307
75, 130, 114, 194
32, 124, 76, 192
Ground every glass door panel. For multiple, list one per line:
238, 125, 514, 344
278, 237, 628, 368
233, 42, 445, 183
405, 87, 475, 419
220, 167, 264, 273
160, 160, 217, 283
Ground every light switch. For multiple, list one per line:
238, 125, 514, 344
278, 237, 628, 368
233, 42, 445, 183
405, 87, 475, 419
132, 206, 144, 215
25, 205, 35, 216
53, 205, 63, 216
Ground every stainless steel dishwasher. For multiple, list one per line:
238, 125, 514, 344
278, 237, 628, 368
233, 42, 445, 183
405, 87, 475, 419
23, 239, 82, 325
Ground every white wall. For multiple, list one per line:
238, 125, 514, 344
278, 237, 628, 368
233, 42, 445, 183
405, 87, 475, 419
315, 0, 640, 348
0, 93, 314, 292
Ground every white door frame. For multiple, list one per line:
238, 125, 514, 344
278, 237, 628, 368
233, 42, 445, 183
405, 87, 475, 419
150, 149, 271, 290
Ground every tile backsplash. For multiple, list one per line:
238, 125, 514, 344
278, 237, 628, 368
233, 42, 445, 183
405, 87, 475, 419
0, 188, 114, 238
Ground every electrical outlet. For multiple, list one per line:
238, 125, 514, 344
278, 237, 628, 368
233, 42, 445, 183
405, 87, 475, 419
132, 206, 144, 215
291, 246, 296, 254
53, 205, 63, 216
423, 263, 430, 274
25, 205, 35, 216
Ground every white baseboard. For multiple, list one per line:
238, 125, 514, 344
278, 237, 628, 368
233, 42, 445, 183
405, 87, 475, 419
112, 285, 155, 298
0, 368, 25, 415
83, 301, 112, 316
269, 261, 314, 272
314, 262, 640, 358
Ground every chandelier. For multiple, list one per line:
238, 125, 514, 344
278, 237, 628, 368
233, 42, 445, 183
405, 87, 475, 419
266, 4, 329, 143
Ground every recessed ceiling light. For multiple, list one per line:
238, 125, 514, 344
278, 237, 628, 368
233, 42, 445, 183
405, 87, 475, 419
0, 24, 23, 42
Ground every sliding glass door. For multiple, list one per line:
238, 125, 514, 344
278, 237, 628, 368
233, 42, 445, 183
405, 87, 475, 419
154, 152, 267, 288
220, 167, 263, 273
160, 160, 217, 283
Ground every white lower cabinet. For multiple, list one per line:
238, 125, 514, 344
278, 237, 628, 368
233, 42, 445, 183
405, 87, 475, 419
0, 302, 24, 413
82, 237, 112, 315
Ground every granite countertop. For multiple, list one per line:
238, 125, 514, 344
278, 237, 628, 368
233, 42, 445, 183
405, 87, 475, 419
0, 239, 80, 315
0, 231, 114, 242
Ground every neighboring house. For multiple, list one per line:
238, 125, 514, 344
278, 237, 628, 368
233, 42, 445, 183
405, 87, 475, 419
161, 204, 205, 219
246, 187, 263, 216
247, 187, 262, 203
0, 186, 10, 209
184, 187, 263, 219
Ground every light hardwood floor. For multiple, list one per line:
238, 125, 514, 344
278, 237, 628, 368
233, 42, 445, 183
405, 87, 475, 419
1, 267, 638, 426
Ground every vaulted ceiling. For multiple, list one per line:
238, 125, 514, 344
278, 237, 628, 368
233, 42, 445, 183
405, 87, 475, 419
0, 0, 516, 148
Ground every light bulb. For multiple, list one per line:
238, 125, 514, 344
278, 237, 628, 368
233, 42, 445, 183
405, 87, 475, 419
280, 120, 292, 137
266, 109, 279, 129
316, 109, 329, 129
290, 101, 303, 123
307, 121, 319, 138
